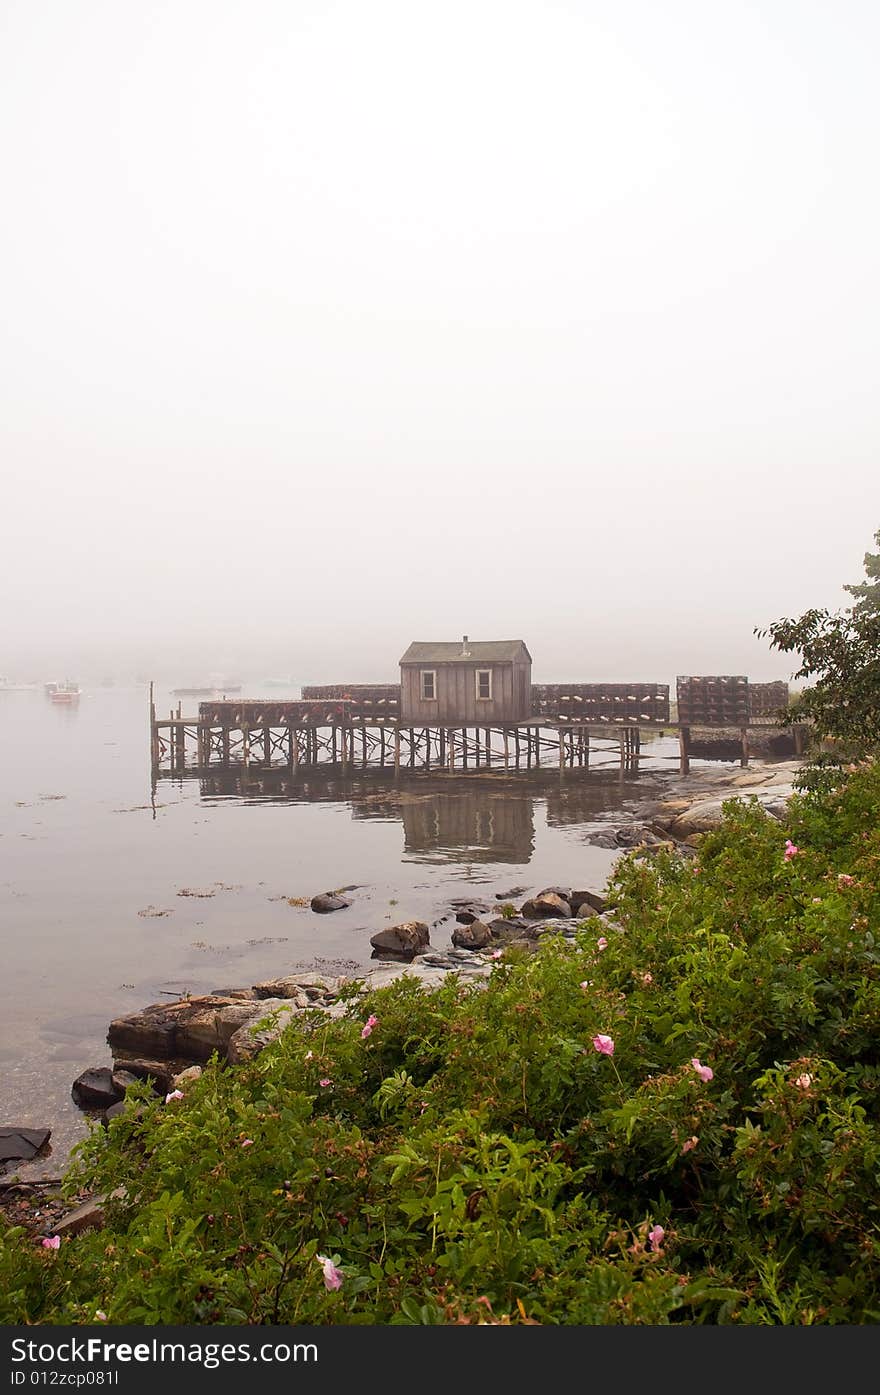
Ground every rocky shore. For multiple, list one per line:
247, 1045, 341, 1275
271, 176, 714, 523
0, 757, 802, 1236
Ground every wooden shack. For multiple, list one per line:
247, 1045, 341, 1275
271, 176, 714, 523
399, 637, 532, 725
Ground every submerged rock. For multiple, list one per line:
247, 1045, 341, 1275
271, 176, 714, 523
521, 892, 572, 919
310, 893, 351, 913
451, 919, 492, 950
0, 1126, 51, 1165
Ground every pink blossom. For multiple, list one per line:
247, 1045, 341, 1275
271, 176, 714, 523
647, 1224, 665, 1252
691, 1058, 713, 1083
592, 1033, 615, 1056
784, 839, 800, 861
579, 980, 591, 990
640, 971, 653, 986
838, 874, 855, 887
491, 949, 503, 959
597, 937, 608, 951
240, 1138, 254, 1148
164, 1089, 184, 1103
795, 1073, 813, 1090
361, 1014, 378, 1039
95, 1311, 108, 1322
304, 1050, 314, 1061
681, 1136, 698, 1155
316, 1254, 343, 1291
319, 1078, 331, 1088
41, 1236, 60, 1250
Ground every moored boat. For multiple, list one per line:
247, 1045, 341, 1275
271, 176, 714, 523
50, 680, 81, 704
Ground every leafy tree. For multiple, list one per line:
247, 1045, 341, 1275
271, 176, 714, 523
845, 527, 880, 617
756, 530, 880, 753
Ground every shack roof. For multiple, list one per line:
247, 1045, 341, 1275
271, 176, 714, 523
400, 640, 532, 665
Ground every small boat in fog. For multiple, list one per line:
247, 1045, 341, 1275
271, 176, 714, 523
50, 680, 81, 703
0, 678, 38, 691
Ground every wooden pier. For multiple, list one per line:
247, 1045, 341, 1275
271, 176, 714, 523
149, 670, 802, 781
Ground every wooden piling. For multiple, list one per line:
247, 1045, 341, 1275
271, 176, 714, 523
679, 725, 690, 775
740, 726, 749, 767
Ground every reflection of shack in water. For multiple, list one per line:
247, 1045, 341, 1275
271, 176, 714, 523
399, 788, 535, 864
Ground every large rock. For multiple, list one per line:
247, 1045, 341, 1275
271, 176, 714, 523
227, 999, 302, 1065
107, 1058, 174, 1094
310, 893, 351, 913
108, 995, 271, 1064
71, 1068, 124, 1110
0, 1126, 51, 1164
451, 919, 492, 950
521, 892, 572, 919
570, 890, 605, 915
370, 921, 430, 960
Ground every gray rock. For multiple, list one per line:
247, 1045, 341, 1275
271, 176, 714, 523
310, 893, 351, 913
521, 892, 572, 919
455, 909, 479, 925
107, 1058, 174, 1094
227, 1000, 301, 1065
55, 1197, 107, 1237
370, 920, 431, 960
451, 919, 492, 950
0, 1126, 51, 1163
570, 890, 606, 915
537, 885, 572, 902
71, 1068, 124, 1110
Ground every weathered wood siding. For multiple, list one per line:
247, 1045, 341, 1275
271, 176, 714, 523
400, 657, 531, 724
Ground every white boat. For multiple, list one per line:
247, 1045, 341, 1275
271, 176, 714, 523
50, 680, 81, 704
0, 677, 38, 691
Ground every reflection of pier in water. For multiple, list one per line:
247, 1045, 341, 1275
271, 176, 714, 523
155, 767, 660, 865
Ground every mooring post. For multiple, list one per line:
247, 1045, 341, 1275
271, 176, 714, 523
503, 729, 509, 769
679, 725, 690, 776
291, 729, 299, 774
740, 726, 749, 767
558, 725, 565, 774
447, 729, 454, 772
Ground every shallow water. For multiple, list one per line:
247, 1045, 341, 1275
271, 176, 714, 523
0, 683, 689, 1173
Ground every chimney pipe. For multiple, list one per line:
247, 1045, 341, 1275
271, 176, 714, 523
462, 634, 469, 655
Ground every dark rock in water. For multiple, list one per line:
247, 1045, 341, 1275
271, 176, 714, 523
108, 995, 268, 1064
495, 887, 528, 900
521, 892, 572, 919
311, 893, 351, 914
111, 1069, 142, 1094
570, 890, 606, 915
451, 919, 492, 950
586, 830, 620, 849
72, 1068, 124, 1110
370, 921, 430, 961
487, 916, 532, 940
102, 1101, 128, 1126
107, 1058, 174, 1094
455, 909, 479, 925
0, 1126, 51, 1163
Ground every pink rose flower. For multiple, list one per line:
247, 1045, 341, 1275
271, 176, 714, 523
317, 1254, 343, 1291
597, 937, 608, 951
691, 1058, 713, 1083
240, 1138, 254, 1148
838, 874, 855, 887
681, 1136, 698, 1154
647, 1224, 665, 1252
319, 1078, 331, 1088
592, 1034, 615, 1056
164, 1089, 184, 1103
41, 1236, 61, 1250
361, 1014, 378, 1039
784, 839, 800, 861
795, 1073, 813, 1090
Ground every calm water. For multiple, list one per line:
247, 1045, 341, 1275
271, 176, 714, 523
0, 684, 689, 1173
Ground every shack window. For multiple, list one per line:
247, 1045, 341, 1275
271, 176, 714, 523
421, 670, 437, 700
476, 669, 492, 700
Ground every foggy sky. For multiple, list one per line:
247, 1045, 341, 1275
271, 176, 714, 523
2, 0, 879, 688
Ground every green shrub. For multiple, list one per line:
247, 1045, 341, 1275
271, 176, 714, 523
5, 762, 880, 1324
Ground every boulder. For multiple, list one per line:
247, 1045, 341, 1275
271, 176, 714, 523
108, 994, 275, 1065
0, 1126, 51, 1164
55, 1197, 107, 1237
172, 1065, 203, 1088
310, 893, 351, 913
107, 1058, 174, 1094
451, 919, 492, 950
71, 1068, 124, 1110
487, 916, 532, 941
520, 892, 572, 919
668, 801, 728, 837
570, 890, 605, 915
455, 909, 479, 925
370, 921, 430, 961
252, 973, 347, 1003
227, 1000, 301, 1065
537, 885, 572, 902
